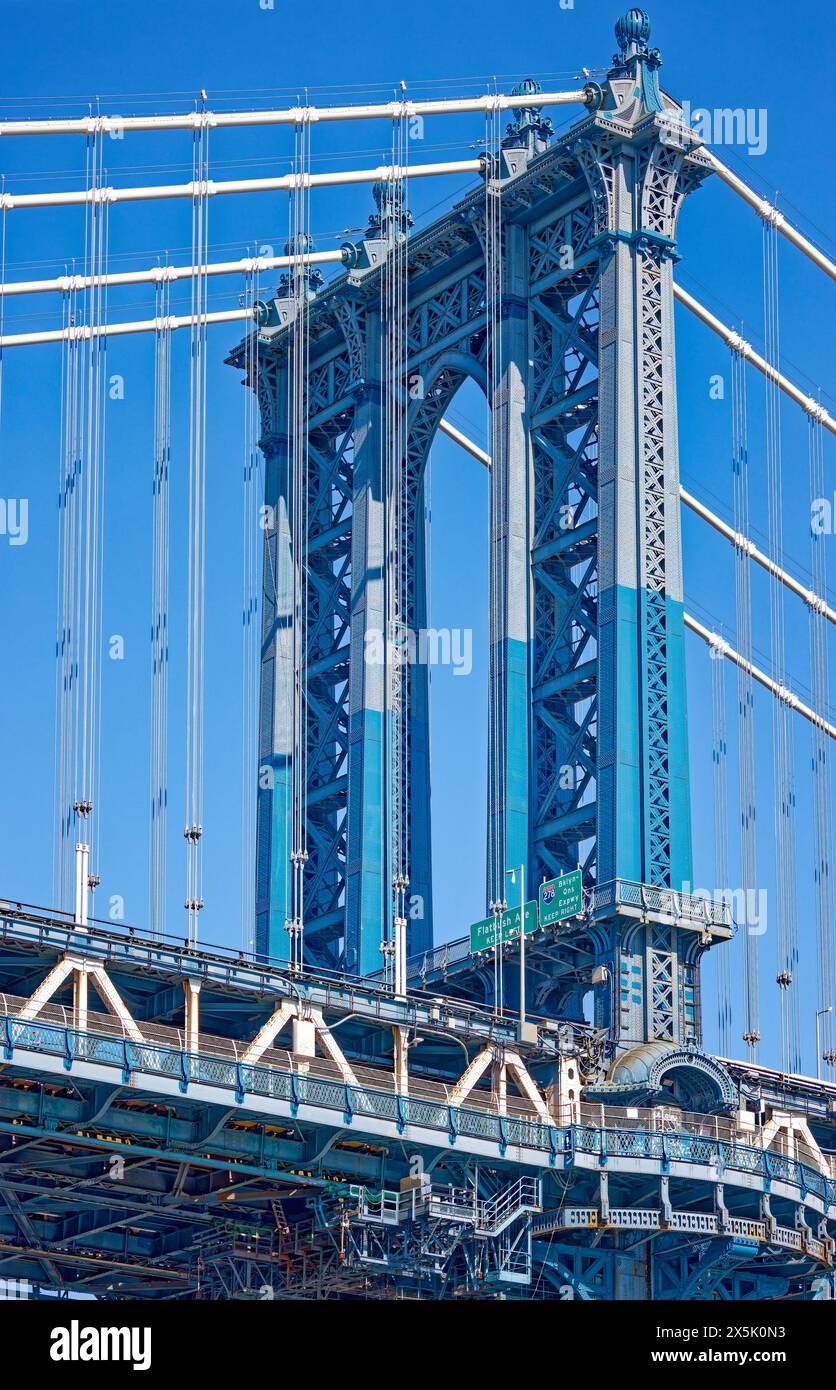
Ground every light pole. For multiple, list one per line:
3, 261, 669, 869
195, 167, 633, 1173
506, 864, 526, 1028
816, 1006, 832, 1081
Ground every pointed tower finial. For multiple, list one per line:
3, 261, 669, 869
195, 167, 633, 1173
615, 7, 651, 57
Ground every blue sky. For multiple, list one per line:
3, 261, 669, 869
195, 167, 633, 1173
0, 0, 834, 1071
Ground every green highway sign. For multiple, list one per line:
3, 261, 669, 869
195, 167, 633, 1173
470, 900, 538, 954
539, 869, 583, 927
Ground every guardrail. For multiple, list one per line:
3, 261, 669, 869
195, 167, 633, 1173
590, 879, 733, 931
403, 877, 733, 983
2, 1009, 834, 1207
0, 904, 542, 1049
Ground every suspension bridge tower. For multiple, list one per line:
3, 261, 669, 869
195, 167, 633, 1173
244, 9, 730, 1081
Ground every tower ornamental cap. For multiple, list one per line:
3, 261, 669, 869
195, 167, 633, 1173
511, 78, 542, 98
615, 7, 651, 52
284, 230, 315, 257
373, 178, 395, 207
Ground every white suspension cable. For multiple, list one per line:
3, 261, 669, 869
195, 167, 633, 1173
240, 261, 261, 955
681, 486, 836, 623
685, 612, 836, 740
674, 283, 835, 434
704, 149, 836, 284
762, 216, 800, 1074
439, 417, 836, 624
485, 97, 506, 943
0, 307, 251, 348
808, 413, 836, 1072
0, 87, 588, 139
730, 348, 760, 1060
0, 158, 484, 211
0, 248, 344, 297
285, 122, 314, 973
437, 416, 491, 466
51, 133, 110, 919
379, 113, 412, 993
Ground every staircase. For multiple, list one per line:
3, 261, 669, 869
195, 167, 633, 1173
476, 1178, 542, 1236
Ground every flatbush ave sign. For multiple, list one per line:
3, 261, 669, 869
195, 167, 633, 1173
469, 870, 584, 954
469, 901, 538, 954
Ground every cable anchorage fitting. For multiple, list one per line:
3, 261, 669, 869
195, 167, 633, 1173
805, 398, 829, 425
758, 198, 785, 231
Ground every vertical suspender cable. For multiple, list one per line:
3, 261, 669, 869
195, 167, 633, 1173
286, 113, 312, 971
384, 105, 411, 990
485, 94, 506, 1013
378, 181, 389, 983
149, 272, 172, 937
762, 217, 800, 1073
53, 286, 72, 908
731, 346, 760, 1060
184, 107, 210, 943
711, 642, 733, 1053
808, 411, 835, 1073
88, 127, 109, 910
241, 259, 261, 953
52, 126, 109, 922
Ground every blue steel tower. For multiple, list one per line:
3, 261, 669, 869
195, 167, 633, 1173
245, 8, 725, 1059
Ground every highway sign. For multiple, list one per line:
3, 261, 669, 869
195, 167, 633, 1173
539, 869, 583, 926
470, 900, 538, 953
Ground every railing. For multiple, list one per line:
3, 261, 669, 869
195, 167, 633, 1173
403, 877, 732, 982
3, 1005, 836, 1208
576, 1101, 832, 1178
476, 1177, 541, 1234
589, 879, 733, 931
0, 902, 550, 1048
0, 991, 540, 1123
532, 1207, 833, 1264
351, 1178, 540, 1236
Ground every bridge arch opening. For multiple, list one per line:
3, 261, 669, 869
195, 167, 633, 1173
419, 375, 490, 942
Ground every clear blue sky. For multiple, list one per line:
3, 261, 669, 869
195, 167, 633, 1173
0, 0, 834, 1072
